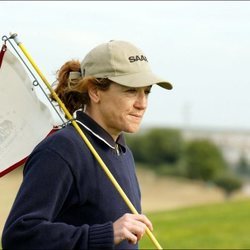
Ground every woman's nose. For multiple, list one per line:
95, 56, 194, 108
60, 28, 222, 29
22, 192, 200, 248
134, 91, 147, 110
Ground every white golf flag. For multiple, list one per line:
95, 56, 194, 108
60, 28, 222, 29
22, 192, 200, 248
0, 47, 56, 177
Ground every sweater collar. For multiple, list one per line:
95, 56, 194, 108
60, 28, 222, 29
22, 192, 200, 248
75, 111, 126, 152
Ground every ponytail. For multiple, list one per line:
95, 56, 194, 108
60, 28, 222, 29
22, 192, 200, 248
52, 60, 113, 116
52, 60, 90, 115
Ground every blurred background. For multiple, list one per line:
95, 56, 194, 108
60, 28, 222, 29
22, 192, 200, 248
1, 1, 250, 248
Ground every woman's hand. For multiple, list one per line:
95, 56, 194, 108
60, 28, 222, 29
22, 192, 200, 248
113, 213, 153, 245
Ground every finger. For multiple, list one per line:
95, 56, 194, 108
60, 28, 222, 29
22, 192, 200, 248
127, 220, 147, 241
124, 228, 138, 245
141, 214, 153, 231
132, 214, 154, 232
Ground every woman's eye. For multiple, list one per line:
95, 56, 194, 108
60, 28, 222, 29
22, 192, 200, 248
126, 88, 136, 93
124, 87, 151, 95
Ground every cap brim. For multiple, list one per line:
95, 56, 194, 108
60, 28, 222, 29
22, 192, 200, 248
108, 71, 173, 90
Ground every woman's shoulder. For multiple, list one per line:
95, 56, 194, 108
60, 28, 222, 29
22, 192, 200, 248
33, 125, 88, 158
27, 125, 94, 174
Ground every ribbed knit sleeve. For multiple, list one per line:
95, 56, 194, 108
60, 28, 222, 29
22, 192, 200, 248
88, 222, 114, 249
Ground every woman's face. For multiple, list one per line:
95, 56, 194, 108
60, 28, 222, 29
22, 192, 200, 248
88, 83, 152, 140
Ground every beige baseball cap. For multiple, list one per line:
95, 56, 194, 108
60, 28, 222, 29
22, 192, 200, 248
80, 40, 173, 90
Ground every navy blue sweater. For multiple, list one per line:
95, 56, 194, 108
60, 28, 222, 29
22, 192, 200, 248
2, 111, 141, 249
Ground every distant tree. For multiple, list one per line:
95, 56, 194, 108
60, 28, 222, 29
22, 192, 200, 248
214, 175, 242, 198
184, 139, 227, 181
236, 154, 250, 176
125, 133, 147, 163
143, 128, 183, 165
126, 128, 183, 166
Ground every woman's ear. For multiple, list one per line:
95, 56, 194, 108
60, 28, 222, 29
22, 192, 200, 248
88, 83, 100, 103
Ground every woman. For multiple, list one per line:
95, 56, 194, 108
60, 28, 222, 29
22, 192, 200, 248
2, 40, 172, 249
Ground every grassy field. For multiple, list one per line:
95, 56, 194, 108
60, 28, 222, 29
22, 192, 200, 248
1, 167, 250, 249
0, 200, 250, 249
1, 199, 249, 249
140, 199, 250, 249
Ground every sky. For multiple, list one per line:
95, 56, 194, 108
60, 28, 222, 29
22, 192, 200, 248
1, 1, 250, 131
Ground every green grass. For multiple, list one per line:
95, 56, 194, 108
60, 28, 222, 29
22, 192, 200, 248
1, 199, 249, 249
140, 199, 250, 249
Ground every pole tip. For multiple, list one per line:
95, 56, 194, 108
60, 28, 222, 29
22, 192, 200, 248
9, 32, 21, 45
9, 32, 17, 39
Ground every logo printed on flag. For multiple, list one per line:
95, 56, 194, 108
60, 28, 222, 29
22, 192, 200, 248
0, 47, 56, 177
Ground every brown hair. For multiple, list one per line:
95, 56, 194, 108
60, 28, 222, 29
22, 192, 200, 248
52, 60, 113, 115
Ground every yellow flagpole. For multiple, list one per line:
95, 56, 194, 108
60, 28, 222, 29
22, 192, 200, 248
11, 33, 163, 250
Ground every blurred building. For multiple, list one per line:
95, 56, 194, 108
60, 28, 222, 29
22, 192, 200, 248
183, 128, 250, 167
